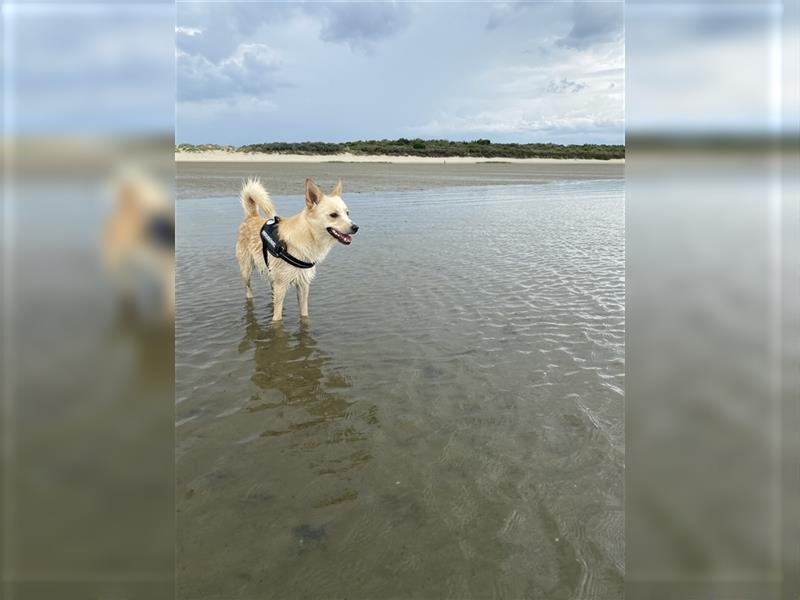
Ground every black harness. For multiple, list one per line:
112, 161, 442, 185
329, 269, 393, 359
148, 215, 175, 248
260, 217, 315, 269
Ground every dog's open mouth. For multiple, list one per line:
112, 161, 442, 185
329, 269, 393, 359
326, 227, 353, 245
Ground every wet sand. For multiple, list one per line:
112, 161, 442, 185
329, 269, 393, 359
177, 159, 624, 199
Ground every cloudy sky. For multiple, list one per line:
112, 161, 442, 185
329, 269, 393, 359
176, 1, 624, 145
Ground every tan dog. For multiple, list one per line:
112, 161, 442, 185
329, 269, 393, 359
235, 178, 358, 321
103, 170, 175, 322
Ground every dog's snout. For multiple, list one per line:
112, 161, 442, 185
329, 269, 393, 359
351, 223, 359, 234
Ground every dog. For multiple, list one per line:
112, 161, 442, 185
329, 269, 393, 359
235, 177, 358, 321
103, 170, 175, 322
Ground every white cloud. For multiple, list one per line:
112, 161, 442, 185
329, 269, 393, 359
406, 35, 623, 142
176, 26, 203, 37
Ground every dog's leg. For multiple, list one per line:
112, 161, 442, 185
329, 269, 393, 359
272, 281, 288, 321
296, 283, 310, 318
238, 250, 254, 299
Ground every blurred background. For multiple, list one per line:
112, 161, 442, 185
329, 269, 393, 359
1, 1, 175, 599
1, 1, 798, 599
626, 0, 798, 598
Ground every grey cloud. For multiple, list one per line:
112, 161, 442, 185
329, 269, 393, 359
177, 44, 283, 102
310, 3, 413, 51
177, 2, 411, 62
544, 78, 587, 94
557, 3, 623, 50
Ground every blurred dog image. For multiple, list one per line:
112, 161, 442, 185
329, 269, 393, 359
103, 170, 175, 322
235, 178, 358, 321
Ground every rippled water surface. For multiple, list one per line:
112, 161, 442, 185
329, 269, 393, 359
176, 173, 624, 599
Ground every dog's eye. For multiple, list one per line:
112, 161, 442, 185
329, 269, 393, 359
329, 212, 338, 219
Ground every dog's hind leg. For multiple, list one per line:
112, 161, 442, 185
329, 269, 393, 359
271, 281, 288, 321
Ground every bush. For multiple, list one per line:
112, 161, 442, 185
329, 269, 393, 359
177, 140, 625, 159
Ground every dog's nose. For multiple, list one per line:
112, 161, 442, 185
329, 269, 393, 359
351, 223, 359, 234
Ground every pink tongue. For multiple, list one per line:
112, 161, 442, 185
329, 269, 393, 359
341, 233, 352, 243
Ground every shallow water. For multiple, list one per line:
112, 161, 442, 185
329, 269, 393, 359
176, 175, 625, 599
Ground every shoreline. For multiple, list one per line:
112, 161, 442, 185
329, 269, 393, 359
175, 151, 624, 165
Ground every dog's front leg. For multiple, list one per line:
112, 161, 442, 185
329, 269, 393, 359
272, 281, 288, 321
297, 283, 310, 318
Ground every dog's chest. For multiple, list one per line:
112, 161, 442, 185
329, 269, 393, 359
269, 262, 317, 286
291, 267, 317, 286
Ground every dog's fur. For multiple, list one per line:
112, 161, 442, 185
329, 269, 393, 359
235, 178, 358, 321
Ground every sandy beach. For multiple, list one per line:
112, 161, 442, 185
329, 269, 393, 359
175, 150, 624, 164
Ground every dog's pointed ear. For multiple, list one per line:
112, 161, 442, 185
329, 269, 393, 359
305, 178, 323, 209
330, 179, 342, 197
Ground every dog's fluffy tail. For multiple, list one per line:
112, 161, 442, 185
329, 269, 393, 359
240, 178, 275, 218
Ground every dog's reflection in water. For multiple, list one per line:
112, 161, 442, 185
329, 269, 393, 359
238, 301, 376, 484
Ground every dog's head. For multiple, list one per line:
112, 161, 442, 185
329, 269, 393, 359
304, 178, 359, 245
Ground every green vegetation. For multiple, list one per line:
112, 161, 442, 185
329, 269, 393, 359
176, 143, 237, 153
176, 139, 624, 160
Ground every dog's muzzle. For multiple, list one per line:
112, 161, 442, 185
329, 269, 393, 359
327, 226, 355, 245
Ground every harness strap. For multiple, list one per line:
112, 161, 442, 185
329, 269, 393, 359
260, 217, 315, 270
